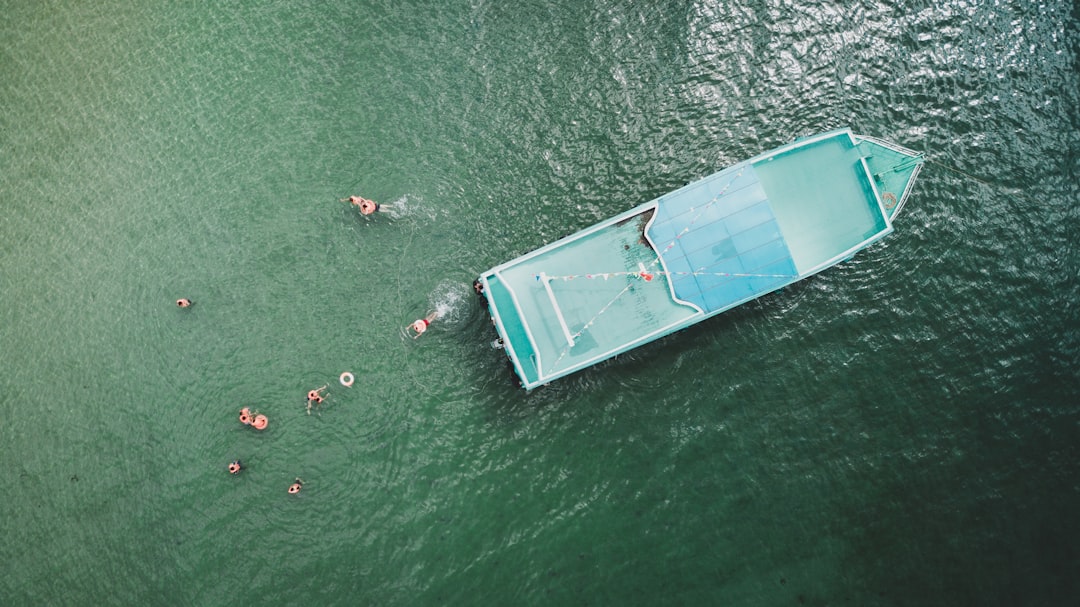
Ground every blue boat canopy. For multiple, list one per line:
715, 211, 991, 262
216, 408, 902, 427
647, 163, 798, 314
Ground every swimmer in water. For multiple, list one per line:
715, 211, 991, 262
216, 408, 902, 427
176, 298, 193, 308
288, 478, 303, 494
228, 460, 242, 474
345, 195, 380, 216
306, 385, 327, 415
251, 414, 268, 431
410, 311, 439, 338
473, 279, 488, 306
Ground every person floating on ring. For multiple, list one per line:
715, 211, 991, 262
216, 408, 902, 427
228, 460, 243, 475
288, 478, 304, 494
346, 195, 380, 216
410, 311, 439, 338
306, 385, 327, 415
176, 298, 193, 308
239, 407, 253, 426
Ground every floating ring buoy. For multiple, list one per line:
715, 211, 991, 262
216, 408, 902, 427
340, 372, 355, 387
882, 192, 897, 209
252, 414, 268, 430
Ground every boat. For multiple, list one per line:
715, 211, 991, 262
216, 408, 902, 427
476, 128, 923, 390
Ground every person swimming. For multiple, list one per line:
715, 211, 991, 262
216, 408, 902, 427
176, 298, 193, 308
410, 311, 439, 338
473, 279, 488, 306
306, 385, 327, 415
228, 460, 242, 474
347, 195, 380, 216
251, 414, 268, 430
288, 478, 303, 494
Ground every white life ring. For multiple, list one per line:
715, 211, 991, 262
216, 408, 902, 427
340, 372, 355, 387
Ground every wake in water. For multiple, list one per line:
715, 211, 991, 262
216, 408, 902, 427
401, 279, 471, 340
429, 279, 468, 324
343, 193, 413, 221
371, 194, 410, 220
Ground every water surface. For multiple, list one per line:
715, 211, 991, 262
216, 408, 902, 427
2, 1, 1077, 605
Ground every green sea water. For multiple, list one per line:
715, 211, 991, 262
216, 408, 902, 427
2, 1, 1077, 605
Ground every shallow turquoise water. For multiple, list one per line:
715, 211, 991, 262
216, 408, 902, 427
2, 1, 1078, 605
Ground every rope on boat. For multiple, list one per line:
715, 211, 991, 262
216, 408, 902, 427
534, 269, 796, 282
549, 281, 637, 370
656, 168, 745, 256
924, 156, 1050, 210
548, 169, 750, 371
924, 157, 1003, 190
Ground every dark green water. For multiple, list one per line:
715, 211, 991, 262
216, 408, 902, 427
2, 1, 1078, 605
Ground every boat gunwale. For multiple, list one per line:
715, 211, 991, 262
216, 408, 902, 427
481, 202, 665, 278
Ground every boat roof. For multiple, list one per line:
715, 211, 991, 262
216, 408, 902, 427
646, 163, 798, 314
481, 129, 921, 389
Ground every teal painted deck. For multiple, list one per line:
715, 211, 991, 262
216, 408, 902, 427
753, 133, 890, 274
489, 214, 698, 382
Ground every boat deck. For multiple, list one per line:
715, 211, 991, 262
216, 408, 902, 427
486, 215, 697, 385
754, 134, 888, 274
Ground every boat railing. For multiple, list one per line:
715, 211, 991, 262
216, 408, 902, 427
538, 272, 576, 348
855, 134, 923, 158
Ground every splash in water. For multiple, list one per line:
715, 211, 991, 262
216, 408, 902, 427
377, 194, 410, 219
429, 279, 469, 324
